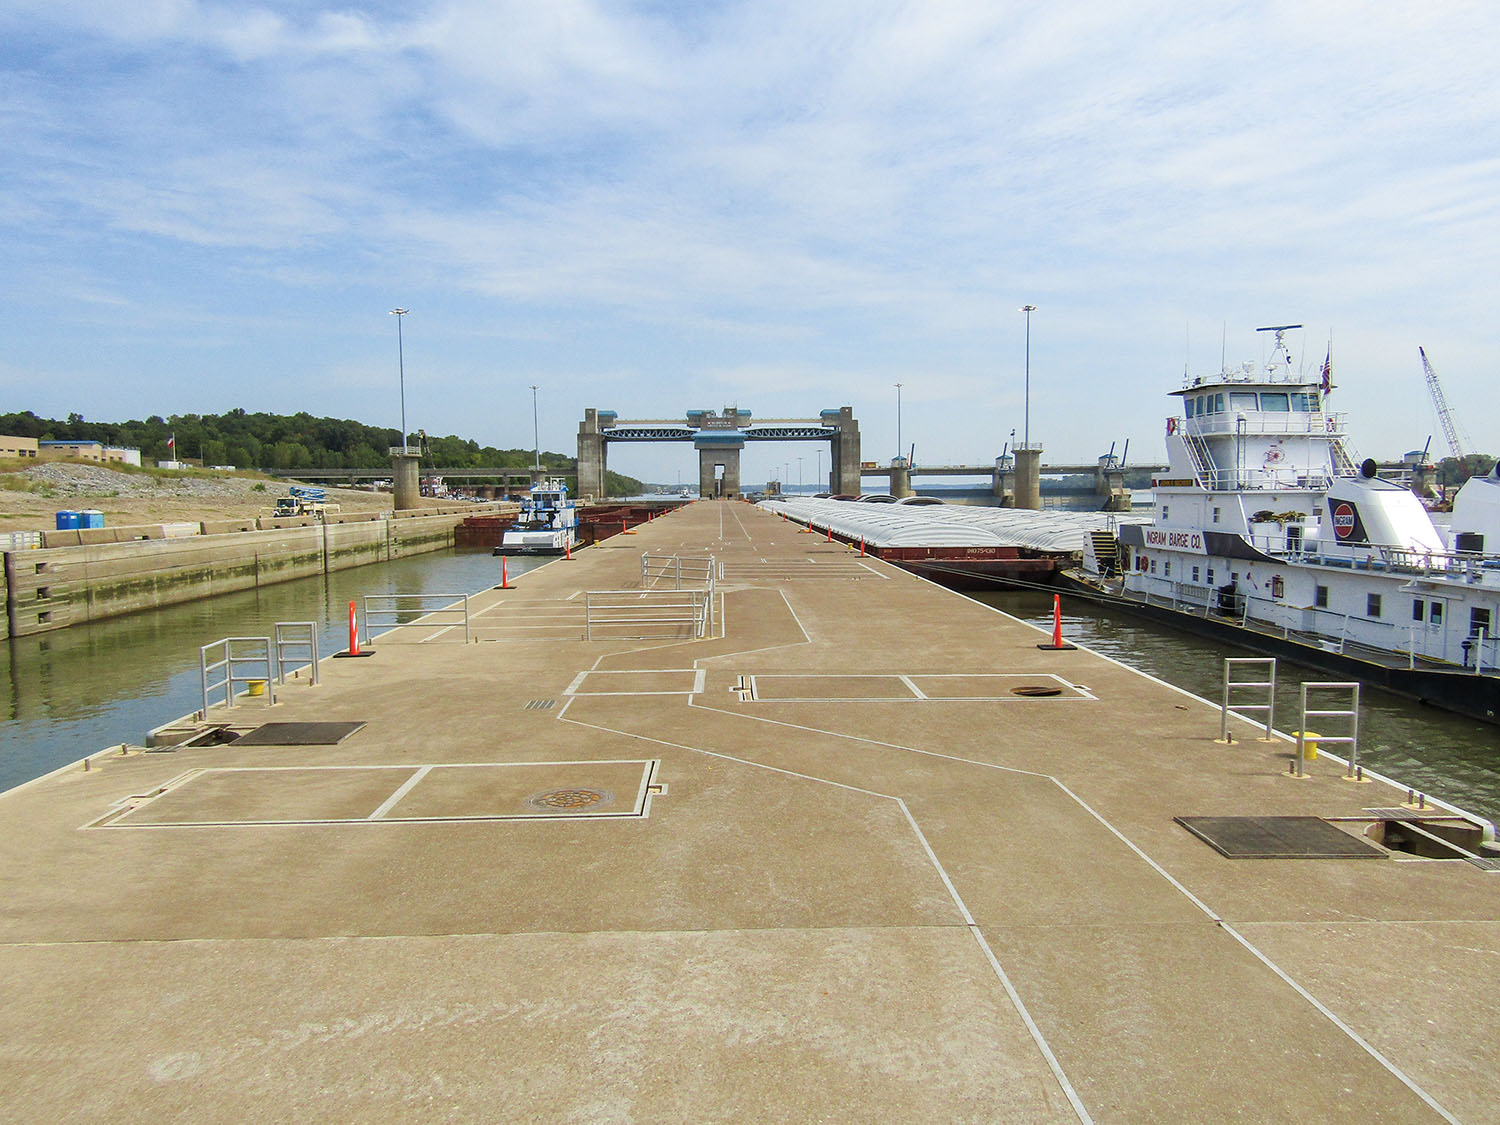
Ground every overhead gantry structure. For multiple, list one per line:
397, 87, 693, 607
577, 407, 861, 499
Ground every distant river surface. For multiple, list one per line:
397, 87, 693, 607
966, 588, 1500, 826
0, 548, 549, 794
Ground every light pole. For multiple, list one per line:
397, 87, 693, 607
894, 382, 903, 461
389, 308, 409, 452
797, 456, 803, 491
816, 447, 823, 490
530, 385, 540, 475
1020, 305, 1036, 448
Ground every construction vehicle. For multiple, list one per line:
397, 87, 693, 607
273, 486, 339, 519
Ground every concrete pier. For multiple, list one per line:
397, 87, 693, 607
2, 501, 1497, 1121
1014, 445, 1042, 509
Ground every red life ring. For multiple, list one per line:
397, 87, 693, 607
1166, 417, 1178, 435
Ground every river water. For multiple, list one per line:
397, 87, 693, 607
0, 548, 549, 794
966, 588, 1500, 825
5, 550, 1498, 826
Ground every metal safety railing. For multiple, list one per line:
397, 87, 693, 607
201, 636, 276, 713
585, 589, 713, 640
1219, 657, 1276, 742
274, 621, 320, 685
361, 593, 472, 644
1293, 682, 1361, 779
640, 553, 717, 589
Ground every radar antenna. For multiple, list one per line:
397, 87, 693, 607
1255, 324, 1302, 375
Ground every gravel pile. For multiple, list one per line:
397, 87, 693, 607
22, 463, 269, 500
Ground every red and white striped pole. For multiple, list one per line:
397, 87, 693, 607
500, 557, 511, 589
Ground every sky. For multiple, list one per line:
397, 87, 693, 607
3, 0, 1499, 487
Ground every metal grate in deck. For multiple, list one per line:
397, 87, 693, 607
231, 721, 367, 746
1175, 816, 1385, 859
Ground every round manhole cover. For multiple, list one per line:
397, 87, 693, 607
526, 787, 615, 811
1011, 685, 1063, 697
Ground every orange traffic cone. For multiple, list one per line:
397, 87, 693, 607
499, 557, 512, 589
1036, 594, 1077, 650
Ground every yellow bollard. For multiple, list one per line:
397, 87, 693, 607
247, 679, 267, 697
1292, 730, 1320, 760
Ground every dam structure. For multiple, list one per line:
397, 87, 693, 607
2, 501, 1497, 1120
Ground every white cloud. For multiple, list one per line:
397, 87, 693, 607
4, 0, 1500, 460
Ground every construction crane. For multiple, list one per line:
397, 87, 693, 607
1419, 346, 1472, 460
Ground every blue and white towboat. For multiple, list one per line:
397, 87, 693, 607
1078, 326, 1500, 723
494, 479, 578, 556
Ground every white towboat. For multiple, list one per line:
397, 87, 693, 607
1077, 326, 1500, 723
494, 479, 578, 556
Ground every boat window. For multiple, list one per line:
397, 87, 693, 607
1192, 565, 1200, 582
1412, 599, 1425, 622
1206, 568, 1214, 583
1367, 593, 1382, 618
1431, 602, 1443, 625
1290, 393, 1317, 412
1259, 392, 1289, 411
1315, 584, 1328, 608
1230, 392, 1258, 411
1197, 395, 1208, 414
1270, 575, 1284, 598
1163, 560, 1171, 577
1214, 393, 1224, 413
1185, 398, 1195, 418
1471, 607, 1492, 636
1212, 507, 1220, 523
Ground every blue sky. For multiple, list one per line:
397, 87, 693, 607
3, 0, 1498, 486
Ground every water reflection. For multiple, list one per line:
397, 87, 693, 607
0, 549, 547, 792
967, 589, 1500, 826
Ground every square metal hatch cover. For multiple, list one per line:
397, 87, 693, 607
1175, 816, 1385, 859
231, 721, 367, 746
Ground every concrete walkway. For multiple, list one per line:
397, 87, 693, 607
2, 501, 1496, 1121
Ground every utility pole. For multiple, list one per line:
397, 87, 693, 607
1020, 305, 1036, 448
530, 385, 541, 472
894, 383, 903, 460
389, 308, 409, 452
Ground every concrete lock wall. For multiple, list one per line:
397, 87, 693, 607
1, 508, 480, 638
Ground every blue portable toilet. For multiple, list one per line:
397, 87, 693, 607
81, 510, 105, 529
55, 510, 80, 530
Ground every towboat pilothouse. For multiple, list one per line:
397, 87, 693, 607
1078, 325, 1500, 723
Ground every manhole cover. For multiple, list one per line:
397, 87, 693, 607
1011, 685, 1063, 697
526, 787, 614, 811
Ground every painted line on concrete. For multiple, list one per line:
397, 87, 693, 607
898, 675, 927, 699
556, 709, 1093, 1124
696, 669, 1458, 1122
368, 765, 431, 819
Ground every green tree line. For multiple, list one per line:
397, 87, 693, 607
0, 409, 644, 494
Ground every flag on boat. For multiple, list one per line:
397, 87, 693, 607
1320, 349, 1332, 396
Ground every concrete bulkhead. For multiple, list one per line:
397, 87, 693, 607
1, 508, 484, 637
